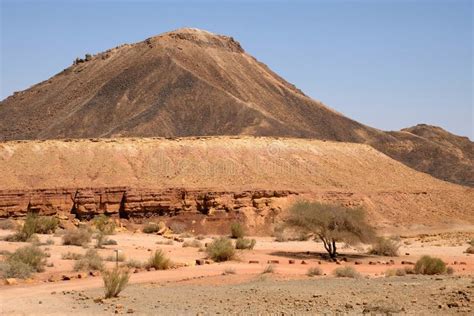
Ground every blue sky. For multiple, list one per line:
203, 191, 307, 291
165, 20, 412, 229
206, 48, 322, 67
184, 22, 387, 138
1, 0, 472, 138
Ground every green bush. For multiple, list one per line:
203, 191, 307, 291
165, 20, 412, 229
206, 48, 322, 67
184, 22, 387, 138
62, 228, 92, 246
7, 245, 47, 273
414, 256, 446, 275
369, 237, 400, 257
102, 268, 130, 298
143, 223, 160, 234
333, 266, 360, 278
93, 215, 116, 235
206, 237, 235, 262
74, 249, 104, 271
0, 260, 33, 279
147, 250, 172, 270
235, 238, 256, 250
230, 223, 245, 239
307, 267, 323, 276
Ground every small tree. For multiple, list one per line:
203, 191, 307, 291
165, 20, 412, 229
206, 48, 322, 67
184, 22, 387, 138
286, 201, 376, 260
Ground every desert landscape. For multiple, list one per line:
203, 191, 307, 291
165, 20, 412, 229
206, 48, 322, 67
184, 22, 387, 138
0, 8, 473, 315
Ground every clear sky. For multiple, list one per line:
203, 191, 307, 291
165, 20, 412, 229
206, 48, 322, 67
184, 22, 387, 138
1, 0, 472, 138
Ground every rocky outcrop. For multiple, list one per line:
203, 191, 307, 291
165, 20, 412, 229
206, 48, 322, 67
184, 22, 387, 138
0, 187, 298, 224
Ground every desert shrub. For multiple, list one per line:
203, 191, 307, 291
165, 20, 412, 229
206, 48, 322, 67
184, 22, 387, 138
447, 266, 454, 275
206, 237, 235, 262
105, 253, 126, 262
147, 250, 172, 270
465, 246, 474, 254
34, 216, 59, 234
93, 215, 116, 235
262, 265, 275, 274
307, 267, 323, 276
0, 219, 17, 230
143, 222, 160, 234
469, 239, 474, 246
369, 237, 401, 257
0, 260, 33, 279
286, 201, 376, 259
7, 245, 47, 272
182, 239, 202, 248
102, 239, 117, 246
45, 238, 55, 245
5, 213, 58, 242
61, 252, 83, 260
414, 256, 446, 275
169, 222, 187, 234
222, 267, 236, 275
122, 259, 144, 269
385, 268, 406, 277
235, 238, 256, 250
156, 240, 174, 245
62, 228, 92, 246
102, 268, 130, 298
333, 266, 360, 278
74, 249, 104, 271
230, 222, 245, 239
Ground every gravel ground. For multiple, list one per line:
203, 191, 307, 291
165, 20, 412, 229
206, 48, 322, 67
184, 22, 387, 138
6, 274, 472, 315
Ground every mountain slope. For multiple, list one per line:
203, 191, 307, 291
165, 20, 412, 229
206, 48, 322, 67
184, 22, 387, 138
0, 28, 472, 186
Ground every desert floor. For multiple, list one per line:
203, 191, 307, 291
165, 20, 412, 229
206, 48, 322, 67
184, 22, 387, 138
0, 228, 473, 315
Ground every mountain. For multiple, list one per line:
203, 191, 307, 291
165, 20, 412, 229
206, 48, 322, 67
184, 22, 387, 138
0, 28, 472, 186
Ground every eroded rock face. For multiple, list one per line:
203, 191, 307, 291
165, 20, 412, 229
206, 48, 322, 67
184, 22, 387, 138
0, 187, 297, 231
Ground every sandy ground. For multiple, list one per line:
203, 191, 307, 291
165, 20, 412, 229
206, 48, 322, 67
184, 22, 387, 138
0, 228, 473, 315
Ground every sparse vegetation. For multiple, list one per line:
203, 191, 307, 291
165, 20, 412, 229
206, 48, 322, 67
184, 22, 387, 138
6, 213, 59, 242
369, 237, 401, 257
156, 239, 174, 245
182, 239, 203, 248
147, 250, 172, 270
105, 253, 126, 262
143, 222, 160, 234
262, 265, 275, 274
122, 259, 144, 269
169, 222, 187, 234
465, 246, 474, 254
0, 219, 17, 230
414, 256, 446, 275
230, 222, 245, 239
62, 228, 92, 246
206, 237, 235, 262
61, 252, 83, 260
235, 238, 256, 250
333, 266, 360, 278
0, 260, 33, 279
102, 267, 130, 298
385, 268, 406, 277
446, 266, 454, 275
286, 201, 376, 259
45, 238, 55, 245
102, 239, 117, 245
1, 245, 47, 278
93, 215, 116, 235
306, 267, 323, 276
73, 249, 104, 271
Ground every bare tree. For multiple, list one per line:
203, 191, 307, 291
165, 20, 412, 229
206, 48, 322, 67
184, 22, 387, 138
286, 201, 376, 260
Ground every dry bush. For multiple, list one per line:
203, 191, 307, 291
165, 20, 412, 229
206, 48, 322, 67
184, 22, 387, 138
286, 201, 376, 259
62, 228, 92, 246
262, 265, 275, 274
307, 267, 323, 276
0, 219, 17, 230
369, 237, 401, 257
147, 250, 172, 270
102, 239, 117, 245
156, 239, 174, 245
235, 238, 256, 250
333, 266, 360, 278
7, 245, 47, 273
143, 222, 160, 234
102, 268, 130, 298
105, 253, 126, 262
414, 256, 446, 275
230, 222, 245, 239
74, 249, 104, 271
182, 239, 202, 248
465, 246, 474, 254
222, 267, 236, 275
385, 268, 406, 277
0, 260, 33, 279
169, 222, 187, 234
447, 266, 454, 275
206, 237, 235, 262
61, 252, 83, 260
122, 259, 144, 269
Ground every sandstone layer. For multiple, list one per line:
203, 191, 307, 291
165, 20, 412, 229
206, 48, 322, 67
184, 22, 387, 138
0, 137, 472, 229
